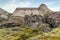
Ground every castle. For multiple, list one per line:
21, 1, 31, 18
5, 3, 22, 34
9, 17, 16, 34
12, 4, 52, 17
0, 4, 53, 19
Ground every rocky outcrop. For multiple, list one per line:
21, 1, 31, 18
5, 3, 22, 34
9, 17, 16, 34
0, 15, 43, 28
0, 17, 24, 28
24, 15, 43, 26
44, 12, 60, 28
0, 8, 9, 19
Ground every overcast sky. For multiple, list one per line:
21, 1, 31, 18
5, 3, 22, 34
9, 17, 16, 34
0, 0, 60, 13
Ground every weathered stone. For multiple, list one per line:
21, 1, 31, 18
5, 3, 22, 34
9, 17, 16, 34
12, 4, 52, 17
39, 23, 51, 32
0, 8, 9, 19
0, 17, 24, 28
45, 12, 60, 28
24, 15, 43, 26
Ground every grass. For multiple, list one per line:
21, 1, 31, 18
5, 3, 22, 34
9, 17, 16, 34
0, 26, 60, 40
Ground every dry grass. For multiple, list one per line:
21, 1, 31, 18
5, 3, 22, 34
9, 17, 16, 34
0, 26, 60, 40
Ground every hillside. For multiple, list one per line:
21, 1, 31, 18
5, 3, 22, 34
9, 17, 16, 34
0, 4, 60, 40
0, 26, 60, 40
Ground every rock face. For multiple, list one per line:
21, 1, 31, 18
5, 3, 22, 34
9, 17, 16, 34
0, 15, 43, 28
0, 17, 23, 28
0, 8, 8, 19
24, 15, 43, 26
45, 12, 60, 28
24, 15, 51, 32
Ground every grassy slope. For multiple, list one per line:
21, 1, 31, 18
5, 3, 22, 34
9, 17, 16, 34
0, 27, 60, 40
27, 27, 60, 40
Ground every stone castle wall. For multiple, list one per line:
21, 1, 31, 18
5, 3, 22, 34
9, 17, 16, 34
12, 4, 52, 17
12, 8, 40, 17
